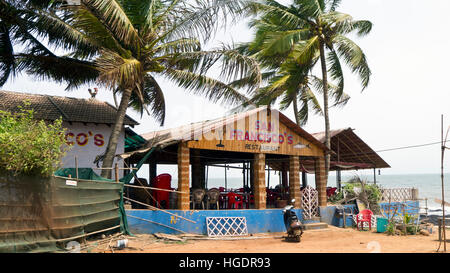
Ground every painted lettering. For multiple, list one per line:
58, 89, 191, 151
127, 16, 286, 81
65, 132, 75, 145
76, 133, 88, 146
65, 131, 105, 147
94, 134, 105, 147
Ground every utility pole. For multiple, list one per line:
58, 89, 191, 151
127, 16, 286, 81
441, 115, 447, 252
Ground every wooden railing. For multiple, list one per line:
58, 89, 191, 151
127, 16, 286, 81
380, 187, 419, 202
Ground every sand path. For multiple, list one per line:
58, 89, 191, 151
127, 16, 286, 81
90, 226, 447, 253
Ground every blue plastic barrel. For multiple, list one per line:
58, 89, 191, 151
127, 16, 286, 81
376, 217, 388, 233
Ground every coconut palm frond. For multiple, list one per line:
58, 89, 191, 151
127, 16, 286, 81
165, 68, 251, 107
95, 49, 143, 90
298, 0, 325, 18
291, 36, 320, 65
126, 74, 166, 125
83, 0, 141, 48
15, 53, 98, 90
0, 23, 15, 87
30, 8, 100, 59
326, 49, 344, 99
333, 34, 371, 90
262, 28, 311, 55
154, 38, 201, 55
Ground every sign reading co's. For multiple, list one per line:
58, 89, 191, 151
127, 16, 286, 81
65, 131, 105, 147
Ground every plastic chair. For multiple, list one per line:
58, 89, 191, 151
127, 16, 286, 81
206, 188, 220, 210
245, 194, 254, 209
266, 188, 278, 208
356, 209, 373, 230
227, 192, 243, 209
150, 174, 171, 209
326, 187, 337, 197
191, 189, 206, 210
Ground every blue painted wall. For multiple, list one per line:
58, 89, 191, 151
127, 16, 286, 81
127, 209, 304, 235
126, 200, 420, 234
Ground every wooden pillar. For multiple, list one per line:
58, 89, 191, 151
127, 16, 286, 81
315, 156, 327, 207
191, 149, 205, 189
289, 156, 301, 208
249, 161, 254, 192
281, 162, 288, 200
177, 142, 190, 210
253, 153, 266, 209
149, 160, 157, 183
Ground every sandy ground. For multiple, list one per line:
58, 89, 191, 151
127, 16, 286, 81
85, 225, 449, 253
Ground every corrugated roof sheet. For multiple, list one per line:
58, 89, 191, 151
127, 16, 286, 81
311, 128, 390, 169
0, 90, 139, 125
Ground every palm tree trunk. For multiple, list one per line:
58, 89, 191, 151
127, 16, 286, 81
292, 91, 301, 125
101, 88, 133, 179
319, 40, 331, 179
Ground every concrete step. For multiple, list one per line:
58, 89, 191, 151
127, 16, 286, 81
303, 222, 328, 230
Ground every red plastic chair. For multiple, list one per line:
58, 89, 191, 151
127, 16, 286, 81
245, 194, 254, 209
227, 192, 243, 209
266, 188, 276, 207
151, 173, 171, 209
356, 209, 373, 230
326, 187, 337, 197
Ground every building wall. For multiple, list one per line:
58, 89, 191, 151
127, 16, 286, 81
126, 201, 420, 235
126, 209, 306, 235
60, 122, 124, 180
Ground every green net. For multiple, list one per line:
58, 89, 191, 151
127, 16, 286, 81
53, 168, 112, 182
0, 169, 130, 253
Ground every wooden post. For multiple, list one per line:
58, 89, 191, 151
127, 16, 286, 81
191, 149, 205, 189
115, 163, 119, 183
177, 142, 190, 210
315, 156, 327, 207
281, 162, 288, 200
75, 156, 79, 181
149, 160, 157, 184
253, 153, 266, 209
289, 156, 301, 208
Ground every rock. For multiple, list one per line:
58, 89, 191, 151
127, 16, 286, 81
420, 229, 430, 236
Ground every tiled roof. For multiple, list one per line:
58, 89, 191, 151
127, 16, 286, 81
0, 90, 139, 126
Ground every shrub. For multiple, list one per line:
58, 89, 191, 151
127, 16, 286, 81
329, 175, 382, 214
0, 101, 69, 177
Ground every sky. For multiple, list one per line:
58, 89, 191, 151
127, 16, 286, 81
3, 0, 450, 179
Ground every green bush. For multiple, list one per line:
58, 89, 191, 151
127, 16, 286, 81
0, 102, 69, 177
328, 175, 382, 214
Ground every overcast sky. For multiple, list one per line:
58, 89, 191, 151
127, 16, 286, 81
4, 0, 450, 178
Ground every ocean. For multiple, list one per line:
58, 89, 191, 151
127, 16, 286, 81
195, 172, 450, 216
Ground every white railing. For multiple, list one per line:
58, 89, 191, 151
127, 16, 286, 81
380, 187, 419, 202
301, 186, 319, 219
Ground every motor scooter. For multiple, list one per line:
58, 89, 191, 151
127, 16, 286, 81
282, 199, 304, 242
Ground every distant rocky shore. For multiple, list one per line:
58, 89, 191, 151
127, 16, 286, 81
420, 214, 450, 226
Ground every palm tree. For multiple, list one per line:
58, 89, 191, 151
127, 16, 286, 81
233, 0, 350, 127
0, 0, 260, 178
247, 0, 372, 176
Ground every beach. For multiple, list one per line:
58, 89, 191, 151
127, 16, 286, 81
88, 225, 446, 253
